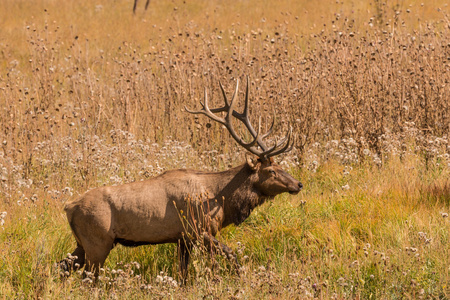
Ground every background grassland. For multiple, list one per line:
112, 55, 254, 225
0, 0, 449, 298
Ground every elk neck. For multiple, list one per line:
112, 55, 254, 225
203, 163, 270, 227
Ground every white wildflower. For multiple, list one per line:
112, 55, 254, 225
0, 212, 6, 226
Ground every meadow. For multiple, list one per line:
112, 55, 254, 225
0, 0, 449, 298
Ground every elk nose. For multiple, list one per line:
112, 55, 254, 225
298, 182, 303, 190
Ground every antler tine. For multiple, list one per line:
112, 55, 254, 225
265, 126, 294, 158
184, 88, 226, 125
219, 80, 231, 108
261, 117, 275, 140
220, 78, 270, 154
273, 129, 290, 149
238, 76, 259, 138
207, 79, 250, 118
242, 76, 250, 118
184, 104, 202, 115
223, 80, 266, 156
225, 78, 240, 121
284, 134, 295, 152
230, 76, 270, 152
207, 80, 231, 114
231, 116, 263, 150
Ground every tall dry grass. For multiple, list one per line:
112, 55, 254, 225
0, 0, 449, 298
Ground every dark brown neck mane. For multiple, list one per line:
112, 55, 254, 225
208, 163, 270, 227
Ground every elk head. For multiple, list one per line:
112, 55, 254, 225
186, 77, 302, 196
246, 156, 303, 196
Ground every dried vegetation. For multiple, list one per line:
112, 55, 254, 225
0, 0, 449, 298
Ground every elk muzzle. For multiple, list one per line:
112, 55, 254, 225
288, 181, 303, 195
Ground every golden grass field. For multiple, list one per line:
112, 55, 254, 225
0, 0, 449, 298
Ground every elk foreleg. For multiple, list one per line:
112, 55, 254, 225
178, 239, 192, 285
202, 232, 240, 273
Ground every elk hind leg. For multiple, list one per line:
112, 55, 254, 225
59, 245, 86, 275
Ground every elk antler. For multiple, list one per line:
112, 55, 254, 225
185, 77, 294, 160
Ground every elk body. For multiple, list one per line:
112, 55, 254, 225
59, 78, 303, 283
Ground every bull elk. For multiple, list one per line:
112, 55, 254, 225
59, 77, 303, 283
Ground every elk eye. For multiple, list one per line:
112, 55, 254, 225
269, 170, 276, 175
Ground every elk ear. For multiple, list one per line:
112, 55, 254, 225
246, 154, 259, 171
